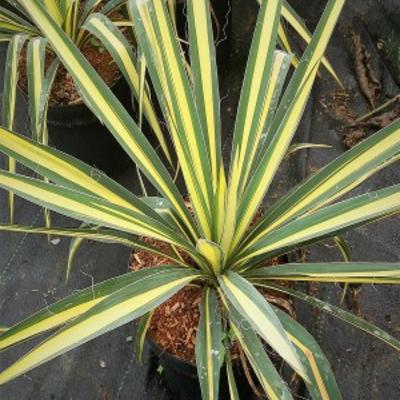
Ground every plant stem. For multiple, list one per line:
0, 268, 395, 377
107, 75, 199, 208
355, 94, 400, 123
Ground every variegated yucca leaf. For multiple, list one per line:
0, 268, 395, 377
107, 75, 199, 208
273, 306, 342, 399
225, 351, 240, 400
260, 284, 400, 352
0, 267, 180, 352
0, 170, 201, 260
82, 12, 174, 167
0, 266, 201, 384
135, 311, 154, 364
26, 36, 53, 231
0, 128, 158, 216
256, 0, 343, 87
237, 184, 400, 264
247, 262, 400, 284
1, 0, 172, 200
218, 271, 307, 379
17, 0, 198, 240
232, 0, 346, 250
0, 223, 186, 266
1, 1, 400, 399
196, 287, 224, 400
222, 0, 282, 253
245, 119, 400, 247
226, 299, 295, 400
129, 0, 214, 239
1, 33, 26, 224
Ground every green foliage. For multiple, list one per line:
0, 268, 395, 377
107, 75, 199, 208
0, 1, 400, 399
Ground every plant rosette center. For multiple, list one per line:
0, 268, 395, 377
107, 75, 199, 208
129, 237, 292, 365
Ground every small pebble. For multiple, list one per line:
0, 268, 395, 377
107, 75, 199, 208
50, 238, 61, 245
99, 360, 107, 368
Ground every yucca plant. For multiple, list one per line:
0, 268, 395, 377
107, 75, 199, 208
0, 0, 400, 398
1, 0, 173, 222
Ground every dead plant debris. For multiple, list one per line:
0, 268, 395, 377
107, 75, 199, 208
321, 32, 400, 148
351, 32, 381, 109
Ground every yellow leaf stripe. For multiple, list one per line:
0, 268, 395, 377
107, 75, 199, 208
42, 0, 64, 25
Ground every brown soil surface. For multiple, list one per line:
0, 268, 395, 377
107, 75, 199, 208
130, 236, 293, 364
18, 43, 120, 106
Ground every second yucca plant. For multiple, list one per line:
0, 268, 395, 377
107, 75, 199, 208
0, 0, 400, 398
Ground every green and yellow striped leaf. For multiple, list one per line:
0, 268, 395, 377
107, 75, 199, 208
187, 0, 222, 193
1, 33, 26, 224
0, 266, 201, 384
0, 223, 187, 266
82, 12, 173, 167
280, 0, 343, 87
233, 0, 345, 250
218, 271, 307, 379
26, 37, 46, 142
41, 0, 64, 25
135, 311, 154, 364
0, 128, 172, 228
0, 267, 189, 351
197, 239, 224, 276
0, 171, 196, 255
196, 287, 224, 400
259, 0, 343, 87
247, 262, 400, 284
222, 0, 282, 252
227, 301, 294, 400
246, 119, 400, 246
26, 37, 57, 232
0, 19, 37, 36
273, 306, 342, 400
129, 0, 213, 238
18, 0, 197, 240
0, 5, 32, 26
63, 0, 79, 41
237, 184, 400, 264
259, 284, 400, 352
225, 351, 240, 400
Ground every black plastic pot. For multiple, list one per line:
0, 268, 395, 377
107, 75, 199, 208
148, 339, 253, 400
45, 77, 132, 177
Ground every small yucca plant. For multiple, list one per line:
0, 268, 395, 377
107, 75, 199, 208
0, 0, 400, 398
1, 0, 173, 223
